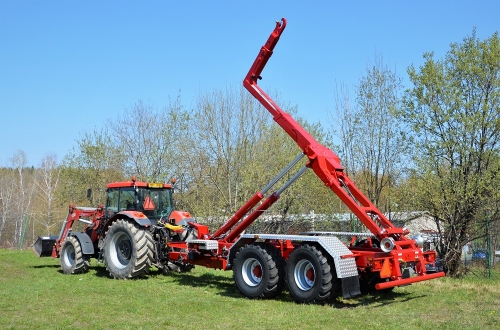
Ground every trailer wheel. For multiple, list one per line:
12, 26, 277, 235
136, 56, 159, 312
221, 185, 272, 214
233, 244, 284, 299
60, 236, 90, 274
103, 219, 154, 279
286, 244, 333, 304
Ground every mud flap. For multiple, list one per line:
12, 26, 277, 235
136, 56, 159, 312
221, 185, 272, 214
32, 236, 58, 257
341, 275, 362, 298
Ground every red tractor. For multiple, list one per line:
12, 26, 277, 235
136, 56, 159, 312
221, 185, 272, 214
34, 176, 199, 278
34, 18, 445, 303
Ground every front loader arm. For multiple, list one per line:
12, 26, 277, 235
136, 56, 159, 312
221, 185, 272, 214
53, 205, 103, 256
243, 18, 406, 242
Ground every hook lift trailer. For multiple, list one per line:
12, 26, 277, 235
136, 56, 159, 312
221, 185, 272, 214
34, 18, 445, 303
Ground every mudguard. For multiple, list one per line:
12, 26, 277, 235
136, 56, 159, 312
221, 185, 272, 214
113, 210, 153, 227
70, 232, 95, 255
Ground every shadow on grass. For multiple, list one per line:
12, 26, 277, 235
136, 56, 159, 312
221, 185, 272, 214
152, 269, 426, 307
331, 291, 427, 309
38, 260, 428, 308
162, 271, 241, 297
31, 264, 61, 269
89, 264, 111, 277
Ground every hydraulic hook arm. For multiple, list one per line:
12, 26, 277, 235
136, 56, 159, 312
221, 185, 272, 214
243, 18, 406, 241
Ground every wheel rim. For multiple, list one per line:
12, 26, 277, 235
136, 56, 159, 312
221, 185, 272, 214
109, 231, 132, 269
241, 257, 263, 287
63, 244, 75, 267
294, 259, 315, 291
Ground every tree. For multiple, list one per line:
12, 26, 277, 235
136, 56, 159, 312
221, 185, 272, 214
179, 86, 271, 223
331, 55, 408, 211
111, 98, 189, 182
11, 150, 35, 247
0, 168, 16, 245
34, 154, 62, 235
401, 30, 500, 277
60, 129, 125, 206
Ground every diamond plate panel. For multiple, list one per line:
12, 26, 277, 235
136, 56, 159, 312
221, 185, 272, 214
187, 239, 219, 250
237, 234, 359, 278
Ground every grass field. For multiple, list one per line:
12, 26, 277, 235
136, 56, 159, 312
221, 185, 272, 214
1, 249, 499, 330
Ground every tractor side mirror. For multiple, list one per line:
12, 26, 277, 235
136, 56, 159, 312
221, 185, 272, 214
87, 188, 92, 201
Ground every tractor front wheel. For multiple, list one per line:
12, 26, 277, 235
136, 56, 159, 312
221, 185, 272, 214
103, 219, 154, 279
60, 236, 90, 274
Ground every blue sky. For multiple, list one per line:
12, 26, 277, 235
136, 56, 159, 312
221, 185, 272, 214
1, 1, 499, 167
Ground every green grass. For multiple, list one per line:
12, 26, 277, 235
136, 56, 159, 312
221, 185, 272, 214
1, 249, 499, 330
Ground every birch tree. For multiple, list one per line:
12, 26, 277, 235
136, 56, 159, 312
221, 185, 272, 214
34, 154, 62, 235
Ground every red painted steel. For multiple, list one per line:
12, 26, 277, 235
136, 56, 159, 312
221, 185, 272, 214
211, 192, 264, 239
375, 272, 446, 290
223, 193, 280, 242
52, 204, 105, 257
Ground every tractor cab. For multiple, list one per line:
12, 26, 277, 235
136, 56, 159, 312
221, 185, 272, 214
105, 177, 174, 222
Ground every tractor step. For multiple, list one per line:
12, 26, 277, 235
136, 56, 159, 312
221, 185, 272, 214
32, 236, 58, 257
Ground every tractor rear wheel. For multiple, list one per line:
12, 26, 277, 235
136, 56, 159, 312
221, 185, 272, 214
103, 219, 154, 279
285, 244, 333, 304
60, 236, 90, 274
233, 244, 284, 299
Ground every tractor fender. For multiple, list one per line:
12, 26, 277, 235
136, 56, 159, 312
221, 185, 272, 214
169, 210, 195, 225
104, 211, 153, 233
69, 232, 95, 255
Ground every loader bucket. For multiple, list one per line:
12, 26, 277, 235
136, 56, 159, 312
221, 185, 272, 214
32, 236, 58, 257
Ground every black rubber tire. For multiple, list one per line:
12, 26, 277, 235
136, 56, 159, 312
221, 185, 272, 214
269, 245, 286, 296
286, 244, 333, 304
103, 219, 154, 279
233, 244, 284, 299
60, 236, 90, 274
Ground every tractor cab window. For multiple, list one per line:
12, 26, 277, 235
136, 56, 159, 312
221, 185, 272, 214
137, 188, 173, 220
106, 188, 119, 217
106, 187, 139, 217
119, 188, 137, 211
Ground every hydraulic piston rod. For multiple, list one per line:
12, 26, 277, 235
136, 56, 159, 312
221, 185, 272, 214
211, 153, 305, 239
224, 166, 308, 242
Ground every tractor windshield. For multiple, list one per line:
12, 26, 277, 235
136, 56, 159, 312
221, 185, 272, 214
106, 186, 174, 221
137, 187, 173, 220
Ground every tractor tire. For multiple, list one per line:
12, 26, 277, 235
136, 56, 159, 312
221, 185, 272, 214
60, 236, 90, 274
103, 219, 154, 279
285, 244, 333, 304
233, 244, 285, 299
